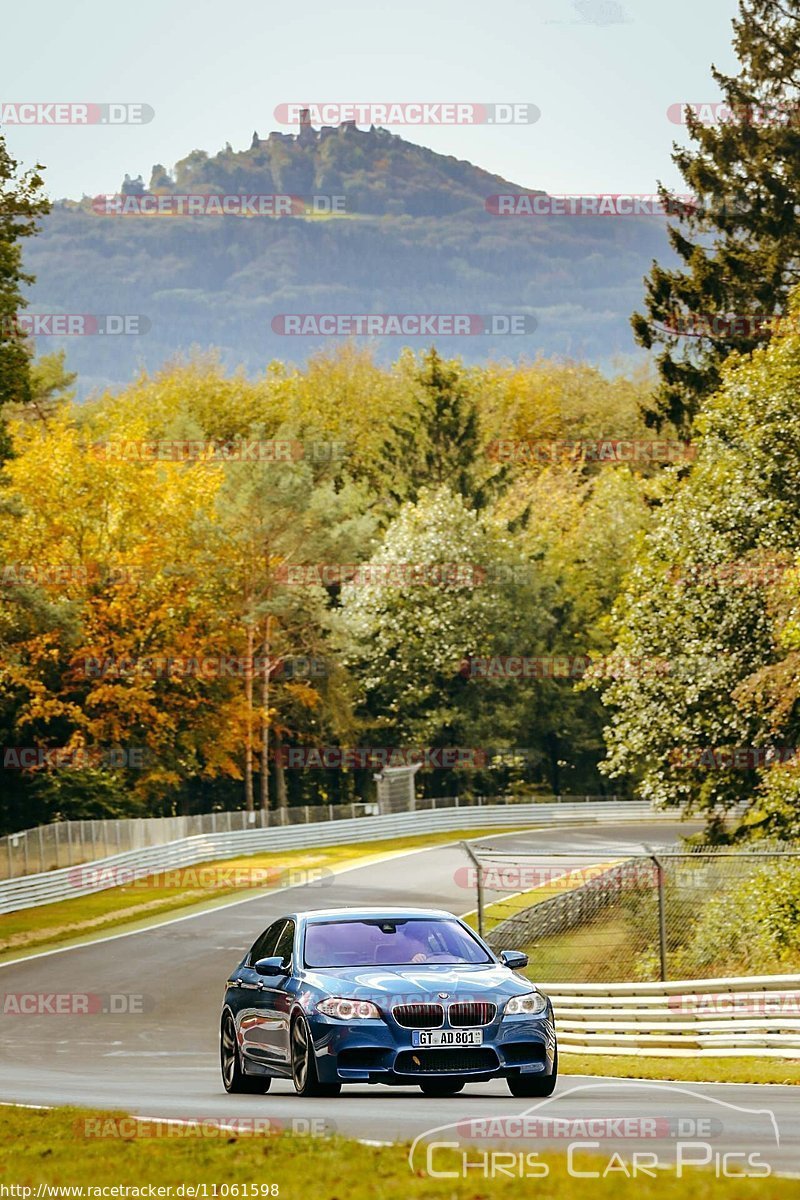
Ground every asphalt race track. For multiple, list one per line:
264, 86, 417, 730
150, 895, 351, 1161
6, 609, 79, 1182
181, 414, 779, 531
1, 822, 798, 1174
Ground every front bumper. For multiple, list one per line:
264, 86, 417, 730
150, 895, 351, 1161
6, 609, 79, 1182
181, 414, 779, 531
308, 1011, 557, 1084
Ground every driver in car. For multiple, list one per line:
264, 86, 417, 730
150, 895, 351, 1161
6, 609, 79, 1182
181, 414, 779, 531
399, 927, 433, 963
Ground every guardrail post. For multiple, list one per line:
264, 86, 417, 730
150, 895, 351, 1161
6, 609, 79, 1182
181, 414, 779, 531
645, 845, 668, 982
461, 840, 484, 939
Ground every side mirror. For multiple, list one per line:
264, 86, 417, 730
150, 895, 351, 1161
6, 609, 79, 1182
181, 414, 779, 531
254, 956, 287, 976
500, 950, 529, 970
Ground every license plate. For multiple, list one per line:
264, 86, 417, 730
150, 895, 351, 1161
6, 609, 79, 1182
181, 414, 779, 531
411, 1029, 483, 1047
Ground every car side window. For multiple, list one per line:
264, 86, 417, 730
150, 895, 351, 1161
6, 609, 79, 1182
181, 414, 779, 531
248, 919, 287, 966
273, 920, 295, 969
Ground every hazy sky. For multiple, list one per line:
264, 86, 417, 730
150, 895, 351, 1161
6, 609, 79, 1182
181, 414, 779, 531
3, 0, 741, 200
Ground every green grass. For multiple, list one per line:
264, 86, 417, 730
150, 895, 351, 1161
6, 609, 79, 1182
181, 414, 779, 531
523, 910, 648, 983
562, 1054, 800, 1086
0, 826, 514, 962
0, 1105, 795, 1198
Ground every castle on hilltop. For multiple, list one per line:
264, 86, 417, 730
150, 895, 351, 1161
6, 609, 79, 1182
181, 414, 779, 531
250, 108, 360, 150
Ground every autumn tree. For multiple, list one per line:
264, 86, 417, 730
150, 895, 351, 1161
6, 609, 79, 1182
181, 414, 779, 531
599, 292, 800, 835
212, 451, 374, 814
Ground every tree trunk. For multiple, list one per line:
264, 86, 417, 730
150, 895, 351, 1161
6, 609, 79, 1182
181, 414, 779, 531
260, 617, 271, 813
274, 727, 288, 816
244, 624, 254, 812
546, 733, 560, 796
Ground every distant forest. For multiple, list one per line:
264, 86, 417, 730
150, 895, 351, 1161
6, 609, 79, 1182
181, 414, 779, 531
24, 123, 671, 396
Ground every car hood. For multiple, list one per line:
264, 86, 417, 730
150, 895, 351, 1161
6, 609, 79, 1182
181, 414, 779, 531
302, 962, 540, 1002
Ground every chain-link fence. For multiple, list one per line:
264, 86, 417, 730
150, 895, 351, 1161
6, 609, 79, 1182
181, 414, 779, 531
461, 843, 800, 982
0, 805, 380, 879
0, 792, 628, 879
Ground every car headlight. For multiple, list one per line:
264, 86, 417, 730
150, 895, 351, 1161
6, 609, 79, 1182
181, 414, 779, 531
316, 997, 381, 1020
504, 991, 547, 1016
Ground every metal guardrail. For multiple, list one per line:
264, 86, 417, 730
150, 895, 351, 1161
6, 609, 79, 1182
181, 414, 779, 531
0, 800, 661, 914
0, 793, 630, 879
0, 804, 380, 879
544, 974, 800, 1058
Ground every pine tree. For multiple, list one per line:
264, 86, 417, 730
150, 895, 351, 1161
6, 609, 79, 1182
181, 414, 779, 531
0, 134, 49, 415
632, 0, 800, 431
380, 348, 505, 509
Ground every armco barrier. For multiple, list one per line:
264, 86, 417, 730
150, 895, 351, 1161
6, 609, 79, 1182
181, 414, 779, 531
0, 804, 376, 878
488, 856, 642, 951
545, 974, 800, 1058
0, 794, 631, 878
0, 800, 662, 914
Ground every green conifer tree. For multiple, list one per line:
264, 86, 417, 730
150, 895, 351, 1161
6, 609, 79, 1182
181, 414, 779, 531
633, 0, 800, 430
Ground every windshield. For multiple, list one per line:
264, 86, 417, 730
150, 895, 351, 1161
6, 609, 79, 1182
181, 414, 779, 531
303, 917, 492, 968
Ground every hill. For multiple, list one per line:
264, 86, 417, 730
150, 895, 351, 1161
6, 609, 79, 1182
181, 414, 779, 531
23, 121, 672, 395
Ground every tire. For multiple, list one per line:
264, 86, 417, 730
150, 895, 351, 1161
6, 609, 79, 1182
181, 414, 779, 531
507, 1049, 558, 1098
419, 1078, 465, 1097
220, 1010, 271, 1094
290, 1015, 341, 1097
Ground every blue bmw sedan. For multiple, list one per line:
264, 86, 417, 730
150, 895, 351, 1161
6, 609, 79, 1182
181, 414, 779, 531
220, 906, 557, 1097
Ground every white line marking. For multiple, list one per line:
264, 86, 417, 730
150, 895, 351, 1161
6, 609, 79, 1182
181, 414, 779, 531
104, 1051, 205, 1057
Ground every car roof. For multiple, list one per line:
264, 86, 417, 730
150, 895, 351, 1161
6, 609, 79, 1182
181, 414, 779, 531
293, 906, 457, 923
